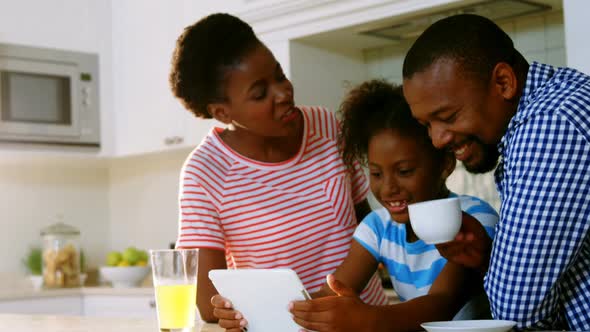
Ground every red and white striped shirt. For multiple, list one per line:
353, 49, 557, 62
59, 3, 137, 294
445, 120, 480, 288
176, 106, 387, 305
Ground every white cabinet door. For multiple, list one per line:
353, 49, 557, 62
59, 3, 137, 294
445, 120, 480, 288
182, 116, 221, 150
111, 1, 196, 156
0, 296, 82, 315
0, 294, 155, 319
82, 294, 157, 319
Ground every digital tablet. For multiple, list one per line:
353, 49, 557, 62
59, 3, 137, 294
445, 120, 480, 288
209, 268, 311, 332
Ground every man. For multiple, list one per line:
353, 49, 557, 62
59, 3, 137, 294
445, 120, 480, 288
402, 14, 590, 330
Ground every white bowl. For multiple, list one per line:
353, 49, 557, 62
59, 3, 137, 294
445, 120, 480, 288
99, 266, 150, 288
408, 197, 462, 244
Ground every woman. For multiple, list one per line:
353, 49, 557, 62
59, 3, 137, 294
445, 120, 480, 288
168, 13, 388, 324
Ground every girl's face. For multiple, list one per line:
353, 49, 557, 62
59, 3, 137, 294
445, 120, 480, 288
368, 129, 451, 224
209, 43, 301, 138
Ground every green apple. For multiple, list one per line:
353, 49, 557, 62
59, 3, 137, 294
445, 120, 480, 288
106, 251, 122, 266
138, 249, 148, 262
122, 247, 140, 265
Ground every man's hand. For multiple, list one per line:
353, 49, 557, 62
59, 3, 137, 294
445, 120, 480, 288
435, 212, 492, 273
289, 274, 376, 332
211, 294, 247, 332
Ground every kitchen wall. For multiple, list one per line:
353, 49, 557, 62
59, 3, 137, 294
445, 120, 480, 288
0, 0, 113, 273
289, 41, 367, 112
107, 148, 192, 253
0, 162, 110, 274
363, 10, 566, 210
563, 1, 590, 75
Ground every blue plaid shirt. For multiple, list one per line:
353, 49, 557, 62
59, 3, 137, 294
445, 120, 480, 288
485, 62, 590, 330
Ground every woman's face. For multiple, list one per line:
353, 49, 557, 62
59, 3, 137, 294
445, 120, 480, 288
213, 43, 301, 138
368, 129, 450, 224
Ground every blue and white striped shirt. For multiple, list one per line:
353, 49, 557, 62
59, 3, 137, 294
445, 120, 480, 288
354, 193, 498, 302
486, 62, 590, 330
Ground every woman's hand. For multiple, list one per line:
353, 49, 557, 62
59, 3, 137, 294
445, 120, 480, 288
435, 212, 492, 273
289, 274, 376, 332
211, 294, 247, 332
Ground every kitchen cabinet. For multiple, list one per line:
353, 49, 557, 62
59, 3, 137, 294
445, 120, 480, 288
111, 1, 217, 157
111, 1, 185, 156
0, 296, 82, 315
82, 294, 156, 319
0, 288, 158, 319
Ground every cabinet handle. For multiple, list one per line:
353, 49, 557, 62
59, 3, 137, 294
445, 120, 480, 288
149, 300, 156, 308
164, 137, 175, 145
164, 136, 184, 145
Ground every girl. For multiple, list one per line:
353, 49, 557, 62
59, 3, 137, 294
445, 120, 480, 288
169, 13, 388, 324
287, 80, 498, 332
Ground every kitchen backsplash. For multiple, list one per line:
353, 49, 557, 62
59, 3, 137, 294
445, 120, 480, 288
0, 162, 110, 274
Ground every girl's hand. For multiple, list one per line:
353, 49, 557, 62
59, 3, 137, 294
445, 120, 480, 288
211, 294, 248, 332
289, 274, 376, 332
435, 212, 492, 272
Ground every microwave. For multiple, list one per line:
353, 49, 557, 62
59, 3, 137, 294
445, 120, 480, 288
0, 43, 99, 146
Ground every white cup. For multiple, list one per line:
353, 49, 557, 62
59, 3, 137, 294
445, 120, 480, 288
408, 197, 462, 244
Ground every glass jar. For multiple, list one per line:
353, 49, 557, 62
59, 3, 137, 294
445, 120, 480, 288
41, 219, 81, 288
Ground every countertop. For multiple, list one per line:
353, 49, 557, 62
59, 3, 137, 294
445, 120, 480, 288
0, 313, 223, 331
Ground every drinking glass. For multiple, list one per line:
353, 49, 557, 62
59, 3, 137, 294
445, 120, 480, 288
150, 249, 199, 332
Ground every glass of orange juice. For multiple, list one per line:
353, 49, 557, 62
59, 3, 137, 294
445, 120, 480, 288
150, 249, 198, 332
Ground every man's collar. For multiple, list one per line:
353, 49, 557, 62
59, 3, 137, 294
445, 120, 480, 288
517, 62, 555, 118
496, 62, 554, 158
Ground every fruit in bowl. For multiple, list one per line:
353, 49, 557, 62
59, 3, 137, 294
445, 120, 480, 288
99, 247, 150, 288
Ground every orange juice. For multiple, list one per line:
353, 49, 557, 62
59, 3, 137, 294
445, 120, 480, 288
155, 284, 197, 329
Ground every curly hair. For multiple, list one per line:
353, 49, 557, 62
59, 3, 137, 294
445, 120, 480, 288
338, 80, 443, 168
169, 13, 261, 118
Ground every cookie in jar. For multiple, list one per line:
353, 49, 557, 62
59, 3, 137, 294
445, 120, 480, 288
41, 220, 81, 288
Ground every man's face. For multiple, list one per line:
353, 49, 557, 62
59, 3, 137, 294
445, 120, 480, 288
403, 59, 507, 174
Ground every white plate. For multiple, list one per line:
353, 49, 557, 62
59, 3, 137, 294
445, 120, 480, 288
421, 320, 517, 332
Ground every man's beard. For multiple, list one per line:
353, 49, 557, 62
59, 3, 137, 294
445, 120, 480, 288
463, 139, 500, 174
